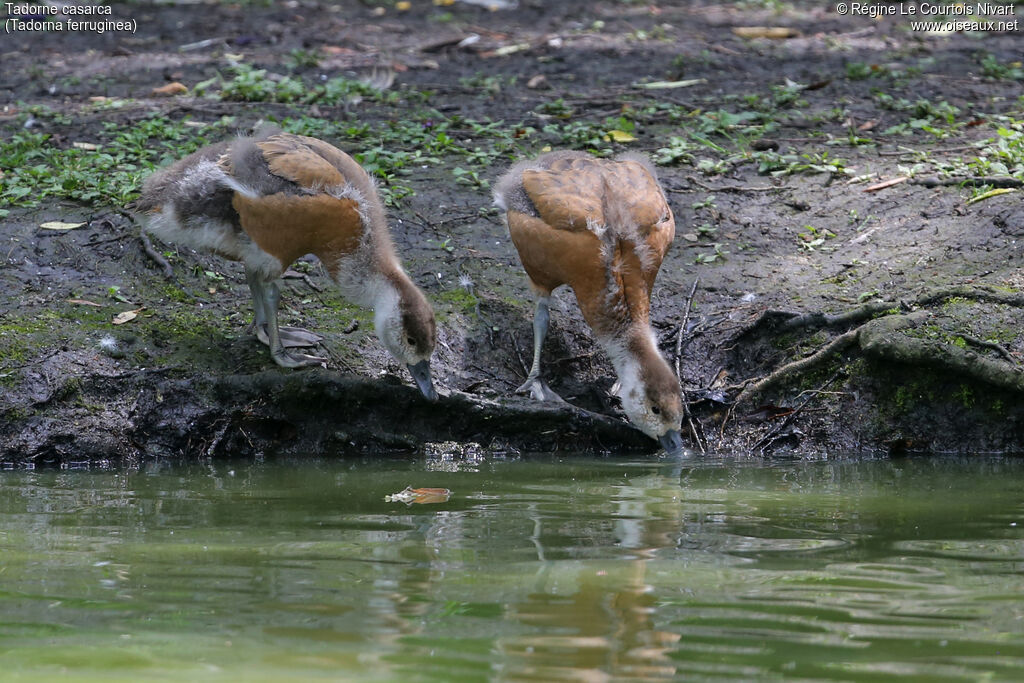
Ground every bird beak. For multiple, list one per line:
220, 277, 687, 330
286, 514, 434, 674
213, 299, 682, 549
658, 429, 685, 457
407, 360, 438, 401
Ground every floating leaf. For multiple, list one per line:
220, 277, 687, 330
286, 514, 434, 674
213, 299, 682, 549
112, 308, 144, 325
385, 486, 451, 505
967, 188, 1016, 205
40, 221, 86, 231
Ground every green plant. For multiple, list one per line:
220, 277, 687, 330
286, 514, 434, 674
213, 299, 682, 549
979, 53, 1024, 81
654, 136, 696, 165
692, 195, 716, 210
286, 48, 322, 69
452, 167, 489, 189
797, 224, 837, 251
695, 243, 728, 263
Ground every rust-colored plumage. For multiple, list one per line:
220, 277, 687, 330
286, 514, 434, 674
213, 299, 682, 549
495, 151, 684, 452
135, 130, 437, 399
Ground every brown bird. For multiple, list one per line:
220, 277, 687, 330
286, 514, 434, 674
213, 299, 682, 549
494, 151, 683, 454
134, 129, 438, 400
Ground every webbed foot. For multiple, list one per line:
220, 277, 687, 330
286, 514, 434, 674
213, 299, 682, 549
270, 347, 327, 368
516, 376, 567, 404
254, 324, 323, 349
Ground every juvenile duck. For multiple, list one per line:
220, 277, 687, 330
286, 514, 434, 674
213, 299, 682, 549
494, 151, 683, 453
135, 130, 438, 400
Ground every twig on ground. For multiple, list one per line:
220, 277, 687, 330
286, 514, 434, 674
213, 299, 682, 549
863, 176, 908, 193
910, 176, 1024, 189
302, 274, 323, 292
510, 331, 529, 376
674, 278, 700, 380
684, 175, 776, 193
752, 372, 842, 454
140, 232, 174, 278
878, 144, 975, 157
671, 278, 704, 453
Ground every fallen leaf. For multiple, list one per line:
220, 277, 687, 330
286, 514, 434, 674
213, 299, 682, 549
682, 233, 699, 242
636, 78, 706, 89
112, 308, 144, 325
395, 0, 411, 9
72, 141, 100, 150
152, 82, 188, 96
322, 45, 357, 56
67, 299, 102, 307
604, 129, 636, 142
526, 74, 549, 89
40, 221, 86, 231
966, 187, 1016, 205
490, 42, 531, 57
732, 26, 799, 39
88, 96, 110, 103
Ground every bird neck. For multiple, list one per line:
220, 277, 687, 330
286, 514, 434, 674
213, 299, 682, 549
599, 324, 668, 402
368, 267, 418, 324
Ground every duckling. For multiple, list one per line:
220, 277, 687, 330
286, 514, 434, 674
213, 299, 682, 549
494, 151, 684, 454
134, 130, 438, 400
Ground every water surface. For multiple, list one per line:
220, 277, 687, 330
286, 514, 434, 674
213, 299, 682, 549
1, 454, 1023, 681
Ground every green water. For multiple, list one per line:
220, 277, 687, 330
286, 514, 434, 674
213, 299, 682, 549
1, 455, 1023, 681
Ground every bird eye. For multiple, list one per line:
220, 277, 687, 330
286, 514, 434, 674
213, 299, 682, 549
407, 336, 416, 346
651, 405, 661, 416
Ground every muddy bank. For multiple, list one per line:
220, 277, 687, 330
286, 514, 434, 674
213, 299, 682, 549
1, 0, 1023, 461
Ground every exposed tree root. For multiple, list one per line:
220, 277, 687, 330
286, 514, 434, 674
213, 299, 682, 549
735, 286, 1024, 406
736, 328, 860, 405
742, 286, 1024, 339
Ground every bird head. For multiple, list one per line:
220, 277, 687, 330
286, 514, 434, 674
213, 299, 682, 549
375, 277, 438, 401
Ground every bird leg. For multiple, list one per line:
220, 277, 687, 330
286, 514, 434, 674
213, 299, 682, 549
517, 296, 566, 403
246, 272, 325, 368
245, 269, 322, 349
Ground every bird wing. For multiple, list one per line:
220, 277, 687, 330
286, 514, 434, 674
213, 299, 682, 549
520, 160, 604, 232
521, 156, 674, 293
256, 134, 347, 190
604, 159, 675, 292
232, 192, 364, 277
